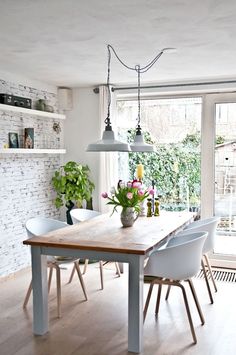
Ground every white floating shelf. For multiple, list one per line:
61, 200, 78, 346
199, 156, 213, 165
0, 103, 66, 120
0, 148, 66, 154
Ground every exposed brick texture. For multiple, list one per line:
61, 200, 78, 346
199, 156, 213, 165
0, 79, 63, 277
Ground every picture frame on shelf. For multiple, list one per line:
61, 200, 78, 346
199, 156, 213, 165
8, 132, 19, 148
24, 128, 34, 149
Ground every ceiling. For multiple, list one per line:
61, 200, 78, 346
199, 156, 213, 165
1, 0, 236, 88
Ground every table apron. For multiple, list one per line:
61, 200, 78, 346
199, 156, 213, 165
39, 246, 150, 263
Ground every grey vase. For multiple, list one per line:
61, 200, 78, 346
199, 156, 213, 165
120, 207, 139, 227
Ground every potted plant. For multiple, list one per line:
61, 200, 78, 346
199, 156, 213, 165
52, 161, 95, 224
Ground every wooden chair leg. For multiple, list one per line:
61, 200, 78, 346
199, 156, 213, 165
74, 261, 88, 300
99, 261, 104, 290
23, 266, 53, 309
23, 280, 32, 308
178, 282, 197, 344
115, 262, 121, 277
55, 265, 62, 318
48, 266, 53, 293
143, 283, 154, 322
68, 264, 76, 284
204, 254, 217, 292
155, 284, 162, 316
201, 258, 214, 304
165, 285, 171, 301
83, 259, 89, 274
187, 279, 205, 325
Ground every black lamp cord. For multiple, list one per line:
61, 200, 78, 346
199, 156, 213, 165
105, 44, 166, 130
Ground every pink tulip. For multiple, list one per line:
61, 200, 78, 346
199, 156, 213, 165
148, 188, 155, 196
138, 190, 144, 196
126, 192, 133, 200
101, 192, 108, 198
127, 182, 132, 188
132, 181, 142, 188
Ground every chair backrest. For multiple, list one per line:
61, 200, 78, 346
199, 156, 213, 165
144, 232, 207, 281
25, 217, 67, 237
70, 208, 101, 224
183, 217, 220, 253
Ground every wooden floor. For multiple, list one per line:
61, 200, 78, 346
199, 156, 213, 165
0, 263, 236, 355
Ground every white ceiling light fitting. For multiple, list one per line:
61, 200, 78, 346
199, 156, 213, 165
87, 45, 176, 153
87, 45, 130, 152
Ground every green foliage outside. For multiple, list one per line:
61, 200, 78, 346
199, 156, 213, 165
126, 130, 201, 211
52, 161, 95, 209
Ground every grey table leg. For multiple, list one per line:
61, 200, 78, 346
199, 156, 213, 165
31, 247, 48, 335
128, 255, 144, 353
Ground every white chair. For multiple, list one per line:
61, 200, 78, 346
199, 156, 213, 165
23, 217, 88, 318
178, 216, 220, 304
69, 208, 120, 289
144, 231, 207, 344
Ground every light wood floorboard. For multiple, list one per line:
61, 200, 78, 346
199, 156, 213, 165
0, 263, 236, 355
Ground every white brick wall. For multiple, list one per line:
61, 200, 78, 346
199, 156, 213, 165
0, 79, 63, 277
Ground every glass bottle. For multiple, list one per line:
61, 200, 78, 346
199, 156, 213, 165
154, 198, 160, 216
147, 198, 153, 217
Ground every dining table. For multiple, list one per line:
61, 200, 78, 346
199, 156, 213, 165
23, 210, 194, 353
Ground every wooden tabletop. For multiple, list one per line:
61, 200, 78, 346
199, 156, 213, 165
23, 211, 194, 255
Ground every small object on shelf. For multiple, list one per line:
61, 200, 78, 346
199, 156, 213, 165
24, 128, 34, 149
36, 99, 46, 111
44, 104, 54, 113
8, 132, 19, 148
0, 94, 31, 108
53, 122, 61, 134
36, 99, 54, 113
13, 95, 32, 109
154, 198, 160, 216
147, 198, 153, 217
136, 164, 144, 180
0, 93, 14, 105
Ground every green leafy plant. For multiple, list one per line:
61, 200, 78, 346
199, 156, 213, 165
52, 161, 95, 210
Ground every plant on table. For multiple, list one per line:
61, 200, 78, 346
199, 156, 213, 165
102, 180, 154, 215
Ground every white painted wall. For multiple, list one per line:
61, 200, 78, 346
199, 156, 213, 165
64, 88, 100, 210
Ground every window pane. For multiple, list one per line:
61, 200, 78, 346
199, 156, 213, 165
117, 96, 202, 212
214, 103, 236, 255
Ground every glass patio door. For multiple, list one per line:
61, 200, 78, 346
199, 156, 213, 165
203, 93, 236, 268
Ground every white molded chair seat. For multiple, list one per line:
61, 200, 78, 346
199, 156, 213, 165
144, 231, 207, 344
23, 217, 87, 317
178, 216, 220, 303
69, 209, 120, 289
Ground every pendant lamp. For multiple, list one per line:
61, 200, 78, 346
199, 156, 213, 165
86, 46, 130, 152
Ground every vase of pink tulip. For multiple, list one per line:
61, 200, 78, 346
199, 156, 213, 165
101, 180, 155, 227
